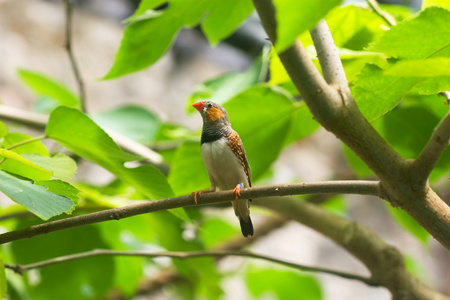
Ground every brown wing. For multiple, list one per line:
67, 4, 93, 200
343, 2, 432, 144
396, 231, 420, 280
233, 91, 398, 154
227, 131, 252, 187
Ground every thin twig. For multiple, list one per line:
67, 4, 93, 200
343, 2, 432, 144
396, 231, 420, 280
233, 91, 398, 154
4, 249, 376, 286
63, 0, 86, 112
0, 180, 380, 244
310, 19, 348, 89
410, 112, 450, 187
366, 0, 397, 27
6, 135, 47, 151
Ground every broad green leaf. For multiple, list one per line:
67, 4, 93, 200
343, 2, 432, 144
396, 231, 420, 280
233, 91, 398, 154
385, 203, 429, 245
17, 69, 79, 109
0, 121, 7, 139
0, 256, 6, 299
11, 223, 114, 300
201, 0, 254, 45
0, 170, 75, 220
246, 267, 322, 300
93, 105, 160, 144
370, 7, 450, 60
21, 153, 77, 180
169, 141, 209, 196
105, 0, 254, 79
46, 106, 174, 200
0, 149, 52, 180
351, 63, 417, 121
224, 86, 293, 179
273, 0, 343, 53
422, 0, 450, 9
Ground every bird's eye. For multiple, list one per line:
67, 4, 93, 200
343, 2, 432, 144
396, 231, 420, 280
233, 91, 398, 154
207, 103, 213, 108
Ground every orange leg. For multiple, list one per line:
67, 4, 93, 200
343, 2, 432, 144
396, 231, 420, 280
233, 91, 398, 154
191, 190, 214, 204
232, 183, 244, 200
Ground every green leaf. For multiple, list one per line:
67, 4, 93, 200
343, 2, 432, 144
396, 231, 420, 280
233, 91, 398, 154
17, 69, 80, 109
384, 57, 450, 77
46, 106, 174, 200
21, 153, 77, 180
246, 267, 322, 300
0, 256, 6, 299
11, 223, 114, 300
224, 86, 293, 179
0, 149, 52, 180
422, 0, 450, 9
92, 105, 160, 144
169, 141, 209, 196
385, 203, 429, 245
273, 0, 343, 53
351, 63, 417, 121
201, 0, 254, 45
0, 170, 75, 220
104, 0, 206, 79
370, 7, 450, 60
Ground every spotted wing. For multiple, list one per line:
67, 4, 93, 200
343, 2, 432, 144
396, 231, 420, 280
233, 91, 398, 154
227, 131, 251, 187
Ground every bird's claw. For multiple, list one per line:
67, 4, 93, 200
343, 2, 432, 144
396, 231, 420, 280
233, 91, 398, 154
191, 190, 213, 205
232, 183, 244, 200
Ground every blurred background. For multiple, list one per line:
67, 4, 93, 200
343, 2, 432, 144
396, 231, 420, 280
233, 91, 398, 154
0, 0, 448, 299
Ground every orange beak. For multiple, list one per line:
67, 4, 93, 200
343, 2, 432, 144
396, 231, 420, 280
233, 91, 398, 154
192, 101, 204, 112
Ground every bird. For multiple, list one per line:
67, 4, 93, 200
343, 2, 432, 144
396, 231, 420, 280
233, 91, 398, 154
192, 100, 254, 237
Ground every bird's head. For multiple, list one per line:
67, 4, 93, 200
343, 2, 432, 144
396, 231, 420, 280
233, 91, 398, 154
192, 101, 229, 125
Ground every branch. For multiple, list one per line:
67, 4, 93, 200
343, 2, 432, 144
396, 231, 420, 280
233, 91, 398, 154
63, 0, 86, 112
252, 0, 450, 251
366, 0, 397, 27
410, 111, 450, 187
0, 105, 168, 173
256, 197, 450, 300
0, 181, 380, 244
4, 249, 375, 286
310, 19, 348, 88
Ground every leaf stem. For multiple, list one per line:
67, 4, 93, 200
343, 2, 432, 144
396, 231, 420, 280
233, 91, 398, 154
366, 0, 397, 27
6, 135, 47, 151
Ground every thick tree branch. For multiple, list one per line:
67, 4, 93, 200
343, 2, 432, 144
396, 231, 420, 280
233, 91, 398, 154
256, 197, 450, 300
251, 0, 450, 251
0, 181, 380, 245
0, 105, 168, 173
4, 249, 375, 285
63, 0, 86, 112
310, 19, 349, 89
411, 112, 450, 187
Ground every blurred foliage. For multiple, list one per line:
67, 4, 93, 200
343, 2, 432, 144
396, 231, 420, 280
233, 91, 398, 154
1, 0, 449, 299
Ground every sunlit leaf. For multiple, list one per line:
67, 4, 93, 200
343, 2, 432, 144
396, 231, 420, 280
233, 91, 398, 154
0, 255, 6, 299
0, 149, 52, 180
21, 153, 77, 180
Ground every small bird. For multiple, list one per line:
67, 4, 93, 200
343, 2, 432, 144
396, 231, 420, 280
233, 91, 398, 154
192, 100, 254, 237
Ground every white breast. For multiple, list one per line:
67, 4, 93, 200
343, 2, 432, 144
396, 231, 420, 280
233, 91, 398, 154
201, 138, 249, 191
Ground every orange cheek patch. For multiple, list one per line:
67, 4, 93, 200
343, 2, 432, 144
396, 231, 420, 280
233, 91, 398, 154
206, 107, 224, 122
